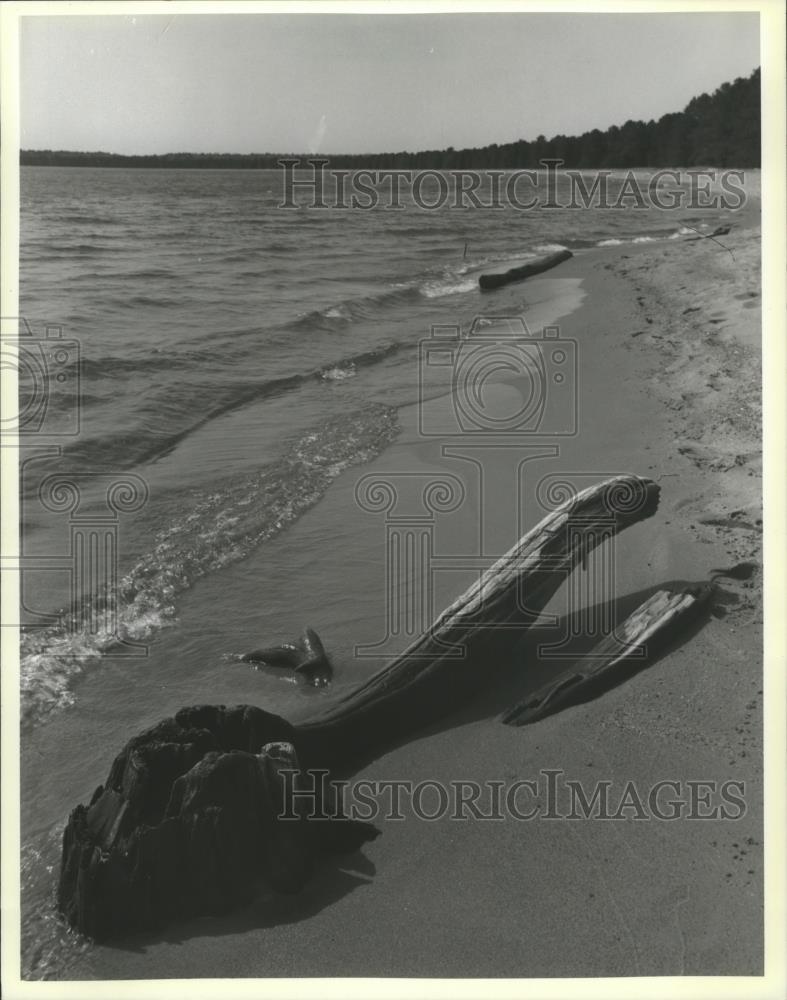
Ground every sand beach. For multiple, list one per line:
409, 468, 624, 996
50, 224, 764, 982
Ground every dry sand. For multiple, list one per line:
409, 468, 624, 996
608, 229, 762, 580
83, 228, 764, 982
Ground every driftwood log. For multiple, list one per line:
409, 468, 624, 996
502, 582, 715, 725
57, 475, 709, 940
241, 625, 332, 685
479, 249, 572, 291
685, 224, 732, 242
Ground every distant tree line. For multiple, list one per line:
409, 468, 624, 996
21, 68, 760, 170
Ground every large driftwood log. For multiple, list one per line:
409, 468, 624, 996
58, 475, 669, 940
296, 473, 660, 765
479, 249, 572, 290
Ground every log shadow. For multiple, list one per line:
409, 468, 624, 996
339, 577, 716, 765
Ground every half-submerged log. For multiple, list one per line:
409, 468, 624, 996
479, 249, 572, 291
241, 626, 332, 685
58, 475, 663, 940
685, 224, 732, 242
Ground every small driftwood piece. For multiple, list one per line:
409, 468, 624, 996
502, 582, 715, 725
479, 249, 572, 291
241, 626, 331, 685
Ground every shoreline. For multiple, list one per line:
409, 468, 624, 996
62, 225, 764, 980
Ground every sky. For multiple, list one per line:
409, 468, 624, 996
19, 11, 761, 155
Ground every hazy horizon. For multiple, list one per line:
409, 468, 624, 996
20, 12, 760, 157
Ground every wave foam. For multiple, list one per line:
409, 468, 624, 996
20, 404, 400, 727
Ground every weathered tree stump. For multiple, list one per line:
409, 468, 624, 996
58, 474, 704, 941
57, 706, 377, 940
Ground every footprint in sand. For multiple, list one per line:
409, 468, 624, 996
677, 441, 756, 473
700, 517, 761, 534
